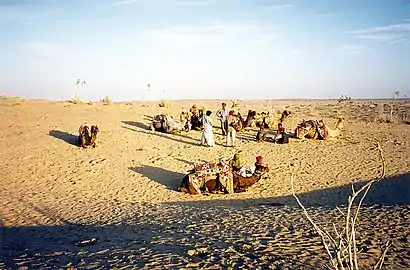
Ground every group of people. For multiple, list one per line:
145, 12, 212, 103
199, 102, 289, 147
199, 102, 239, 147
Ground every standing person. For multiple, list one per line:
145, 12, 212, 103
226, 110, 237, 147
216, 102, 229, 135
200, 110, 215, 147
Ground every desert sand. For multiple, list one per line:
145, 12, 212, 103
0, 96, 409, 269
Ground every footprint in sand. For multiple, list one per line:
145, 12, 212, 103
88, 158, 107, 165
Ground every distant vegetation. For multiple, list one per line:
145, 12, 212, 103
338, 94, 352, 103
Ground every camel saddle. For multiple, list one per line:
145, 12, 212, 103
190, 161, 234, 194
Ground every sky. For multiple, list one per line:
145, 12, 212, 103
0, 0, 410, 101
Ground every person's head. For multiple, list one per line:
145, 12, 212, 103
192, 104, 197, 109
256, 156, 263, 164
206, 110, 212, 116
229, 110, 235, 116
278, 123, 283, 128
222, 102, 226, 108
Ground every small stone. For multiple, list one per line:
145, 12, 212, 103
187, 249, 197, 256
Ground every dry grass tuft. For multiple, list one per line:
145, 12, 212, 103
101, 95, 112, 105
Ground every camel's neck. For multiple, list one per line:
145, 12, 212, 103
248, 173, 262, 185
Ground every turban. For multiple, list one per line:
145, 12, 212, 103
256, 156, 263, 163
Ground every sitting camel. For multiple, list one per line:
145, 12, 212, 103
178, 156, 269, 194
149, 114, 178, 133
318, 118, 345, 139
279, 110, 291, 123
295, 118, 344, 140
243, 110, 257, 128
78, 124, 99, 148
232, 164, 269, 192
178, 161, 233, 195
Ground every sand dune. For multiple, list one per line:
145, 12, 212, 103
0, 97, 409, 269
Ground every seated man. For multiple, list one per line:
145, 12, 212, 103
240, 156, 265, 177
180, 111, 192, 132
256, 124, 268, 142
274, 123, 289, 144
230, 151, 247, 176
191, 111, 202, 130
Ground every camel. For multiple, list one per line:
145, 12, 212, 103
318, 118, 345, 139
279, 110, 291, 123
295, 120, 320, 139
240, 110, 257, 128
78, 124, 99, 148
295, 118, 344, 140
178, 161, 269, 194
149, 114, 179, 133
232, 164, 270, 192
178, 161, 233, 195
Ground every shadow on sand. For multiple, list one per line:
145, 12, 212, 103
122, 121, 149, 130
49, 130, 78, 146
129, 165, 186, 189
166, 172, 410, 207
1, 173, 409, 269
1, 221, 194, 269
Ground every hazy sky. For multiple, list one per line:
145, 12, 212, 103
1, 0, 409, 101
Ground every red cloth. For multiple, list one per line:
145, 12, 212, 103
256, 156, 263, 163
229, 110, 235, 115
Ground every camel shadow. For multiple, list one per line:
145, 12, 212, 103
122, 121, 149, 130
49, 130, 78, 146
174, 158, 195, 166
129, 165, 186, 189
122, 126, 200, 147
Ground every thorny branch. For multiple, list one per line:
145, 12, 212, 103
289, 141, 390, 270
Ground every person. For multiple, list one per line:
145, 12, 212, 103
200, 110, 215, 147
256, 124, 268, 142
230, 151, 248, 177
226, 110, 237, 147
190, 106, 201, 130
274, 123, 289, 144
216, 102, 229, 135
190, 104, 198, 114
248, 156, 264, 175
230, 150, 242, 171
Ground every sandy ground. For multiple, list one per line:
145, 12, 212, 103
0, 97, 409, 269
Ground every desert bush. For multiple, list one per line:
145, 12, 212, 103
158, 101, 169, 108
338, 94, 352, 103
101, 95, 112, 105
290, 142, 391, 270
68, 94, 83, 104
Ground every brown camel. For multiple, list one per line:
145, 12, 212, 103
232, 164, 269, 193
295, 120, 320, 139
279, 110, 291, 123
78, 124, 99, 148
178, 161, 233, 195
243, 110, 257, 128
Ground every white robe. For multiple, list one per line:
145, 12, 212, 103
201, 115, 215, 146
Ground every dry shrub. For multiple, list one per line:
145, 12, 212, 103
101, 95, 112, 105
290, 142, 391, 270
68, 94, 83, 104
158, 101, 169, 108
